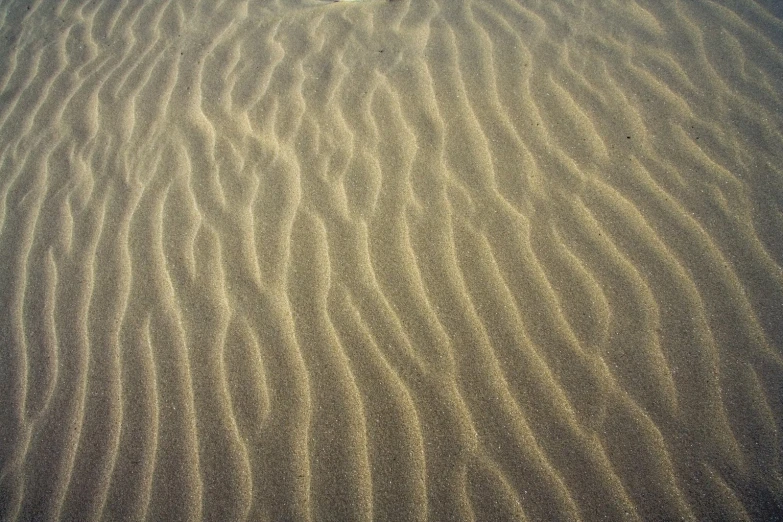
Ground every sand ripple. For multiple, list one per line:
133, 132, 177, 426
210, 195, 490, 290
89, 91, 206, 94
1, 0, 782, 520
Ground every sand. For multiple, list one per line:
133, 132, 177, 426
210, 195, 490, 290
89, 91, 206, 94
0, 0, 782, 520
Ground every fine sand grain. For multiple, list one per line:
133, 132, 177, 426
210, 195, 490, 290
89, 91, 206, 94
1, 0, 782, 520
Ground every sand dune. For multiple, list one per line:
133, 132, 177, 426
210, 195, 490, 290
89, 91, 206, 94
1, 0, 782, 520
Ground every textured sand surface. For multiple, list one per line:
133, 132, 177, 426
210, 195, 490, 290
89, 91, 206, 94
1, 0, 782, 520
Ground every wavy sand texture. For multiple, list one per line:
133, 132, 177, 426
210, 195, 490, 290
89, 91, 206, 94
1, 0, 782, 520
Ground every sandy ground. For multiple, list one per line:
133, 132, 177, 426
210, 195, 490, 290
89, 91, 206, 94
1, 0, 782, 520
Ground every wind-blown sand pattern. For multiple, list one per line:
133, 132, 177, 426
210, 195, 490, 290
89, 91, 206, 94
1, 0, 782, 520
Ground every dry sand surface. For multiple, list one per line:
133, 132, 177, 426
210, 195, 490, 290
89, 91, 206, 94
1, 0, 782, 520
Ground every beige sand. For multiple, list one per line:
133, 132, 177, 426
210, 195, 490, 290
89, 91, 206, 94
0, 0, 782, 520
